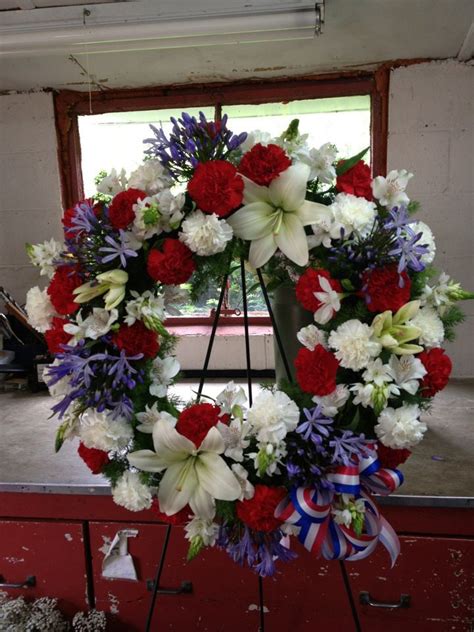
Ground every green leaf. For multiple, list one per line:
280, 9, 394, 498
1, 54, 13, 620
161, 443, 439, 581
336, 147, 370, 176
187, 536, 204, 561
341, 278, 355, 291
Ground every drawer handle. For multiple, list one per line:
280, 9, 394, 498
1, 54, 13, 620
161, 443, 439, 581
0, 575, 36, 589
146, 579, 193, 595
359, 591, 411, 609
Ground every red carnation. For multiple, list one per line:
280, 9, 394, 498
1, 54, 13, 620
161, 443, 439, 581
238, 143, 291, 186
47, 266, 82, 315
294, 345, 339, 396
44, 317, 71, 354
154, 499, 190, 525
78, 442, 110, 474
187, 160, 244, 217
377, 443, 411, 469
176, 403, 222, 447
237, 485, 287, 532
113, 321, 160, 359
418, 348, 452, 397
362, 265, 411, 313
336, 160, 373, 200
109, 188, 147, 229
147, 239, 195, 285
295, 268, 342, 313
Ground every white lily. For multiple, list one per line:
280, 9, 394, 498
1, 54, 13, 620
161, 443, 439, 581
227, 163, 329, 268
127, 420, 241, 520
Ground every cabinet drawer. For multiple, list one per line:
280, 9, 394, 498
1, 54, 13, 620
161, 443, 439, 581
0, 520, 88, 616
347, 535, 474, 631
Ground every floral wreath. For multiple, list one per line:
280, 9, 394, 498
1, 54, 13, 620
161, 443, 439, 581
26, 112, 472, 576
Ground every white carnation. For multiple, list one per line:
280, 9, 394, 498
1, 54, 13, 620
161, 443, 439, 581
312, 384, 350, 416
328, 320, 381, 371
372, 169, 413, 208
128, 159, 173, 195
329, 193, 376, 239
297, 324, 327, 350
375, 404, 427, 449
27, 238, 62, 278
79, 409, 133, 451
247, 390, 299, 445
179, 211, 233, 256
184, 517, 219, 546
300, 142, 337, 183
412, 220, 436, 264
410, 307, 445, 348
96, 168, 127, 196
112, 471, 152, 512
25, 286, 56, 333
149, 356, 180, 398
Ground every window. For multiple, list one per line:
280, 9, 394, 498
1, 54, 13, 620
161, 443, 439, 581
55, 72, 388, 321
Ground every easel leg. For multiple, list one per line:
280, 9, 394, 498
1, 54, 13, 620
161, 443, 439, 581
145, 524, 173, 632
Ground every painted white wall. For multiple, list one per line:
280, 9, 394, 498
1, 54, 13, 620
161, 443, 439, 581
0, 59, 472, 375
388, 60, 473, 377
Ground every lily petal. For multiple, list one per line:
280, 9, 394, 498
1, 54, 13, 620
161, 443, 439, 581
274, 213, 309, 266
127, 449, 165, 472
189, 485, 215, 520
195, 453, 241, 501
249, 233, 277, 269
158, 460, 197, 515
199, 426, 225, 454
152, 420, 196, 464
268, 163, 310, 210
298, 200, 332, 226
227, 203, 275, 240
242, 176, 271, 205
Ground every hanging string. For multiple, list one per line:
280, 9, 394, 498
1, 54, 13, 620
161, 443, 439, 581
82, 8, 93, 114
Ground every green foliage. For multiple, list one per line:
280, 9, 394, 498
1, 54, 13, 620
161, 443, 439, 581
187, 536, 205, 561
336, 146, 370, 175
410, 265, 437, 299
440, 304, 465, 341
215, 499, 237, 523
102, 458, 128, 485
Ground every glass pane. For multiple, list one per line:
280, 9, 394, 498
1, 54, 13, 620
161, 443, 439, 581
224, 95, 371, 163
78, 107, 214, 197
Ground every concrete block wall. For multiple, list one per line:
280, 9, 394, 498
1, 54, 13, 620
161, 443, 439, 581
0, 91, 63, 304
388, 61, 473, 377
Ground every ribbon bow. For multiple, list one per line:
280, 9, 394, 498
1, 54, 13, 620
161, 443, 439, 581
275, 453, 403, 566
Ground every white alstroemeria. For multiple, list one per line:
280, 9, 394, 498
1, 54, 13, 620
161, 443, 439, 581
73, 270, 128, 311
362, 359, 394, 387
312, 384, 350, 417
310, 206, 334, 248
231, 463, 255, 500
128, 159, 173, 195
64, 308, 118, 341
252, 441, 287, 477
149, 356, 180, 398
26, 238, 62, 278
112, 471, 152, 512
329, 193, 377, 239
163, 285, 190, 316
179, 211, 233, 256
388, 355, 427, 395
313, 275, 342, 324
184, 516, 220, 547
216, 418, 251, 462
132, 190, 185, 240
297, 323, 328, 350
247, 390, 300, 445
372, 169, 413, 208
358, 359, 400, 412
125, 290, 165, 329
332, 495, 365, 529
127, 421, 241, 519
215, 381, 247, 416
96, 168, 127, 196
300, 142, 338, 183
25, 286, 57, 333
350, 383, 375, 408
227, 163, 329, 268
136, 403, 177, 433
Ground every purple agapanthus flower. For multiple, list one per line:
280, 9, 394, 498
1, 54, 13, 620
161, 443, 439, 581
67, 200, 99, 235
389, 226, 428, 276
329, 431, 373, 466
296, 405, 334, 449
384, 205, 415, 235
99, 230, 139, 267
144, 111, 247, 180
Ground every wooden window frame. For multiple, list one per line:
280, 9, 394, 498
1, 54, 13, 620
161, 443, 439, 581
54, 68, 389, 326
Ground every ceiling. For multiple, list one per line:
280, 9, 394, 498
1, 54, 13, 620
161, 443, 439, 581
0, 0, 472, 92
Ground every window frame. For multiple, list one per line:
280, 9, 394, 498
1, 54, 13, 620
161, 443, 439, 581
54, 69, 389, 326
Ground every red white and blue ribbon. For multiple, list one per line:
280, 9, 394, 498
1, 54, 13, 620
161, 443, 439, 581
275, 452, 403, 566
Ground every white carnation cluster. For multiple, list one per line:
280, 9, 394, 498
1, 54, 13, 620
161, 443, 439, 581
179, 210, 233, 256
25, 286, 56, 333
132, 190, 185, 240
328, 320, 381, 371
112, 471, 153, 512
79, 409, 133, 452
375, 404, 427, 449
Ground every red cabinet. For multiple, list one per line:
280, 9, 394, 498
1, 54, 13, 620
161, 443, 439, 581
0, 520, 89, 617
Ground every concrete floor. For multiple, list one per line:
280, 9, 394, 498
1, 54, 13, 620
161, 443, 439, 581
0, 380, 472, 497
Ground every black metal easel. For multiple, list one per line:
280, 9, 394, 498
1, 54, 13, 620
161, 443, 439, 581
145, 260, 362, 632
